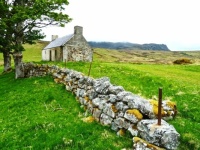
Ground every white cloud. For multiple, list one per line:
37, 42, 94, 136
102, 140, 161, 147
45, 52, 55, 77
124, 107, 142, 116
42, 0, 200, 50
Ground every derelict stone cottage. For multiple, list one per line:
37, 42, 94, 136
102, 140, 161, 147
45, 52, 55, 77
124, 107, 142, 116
42, 26, 93, 62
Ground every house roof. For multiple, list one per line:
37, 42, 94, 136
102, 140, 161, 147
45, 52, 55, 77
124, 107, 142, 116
43, 34, 73, 50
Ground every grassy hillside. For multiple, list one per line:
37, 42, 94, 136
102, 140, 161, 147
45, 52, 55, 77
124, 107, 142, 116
93, 48, 200, 64
0, 42, 200, 149
0, 71, 131, 149
0, 41, 200, 65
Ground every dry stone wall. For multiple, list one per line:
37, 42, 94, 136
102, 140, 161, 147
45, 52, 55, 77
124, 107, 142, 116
23, 62, 180, 150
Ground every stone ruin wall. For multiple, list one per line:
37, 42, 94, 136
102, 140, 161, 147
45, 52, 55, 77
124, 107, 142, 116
23, 62, 180, 150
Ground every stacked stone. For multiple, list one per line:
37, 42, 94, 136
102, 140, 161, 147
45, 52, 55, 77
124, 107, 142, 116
23, 63, 180, 149
23, 62, 50, 77
51, 68, 178, 131
137, 119, 180, 150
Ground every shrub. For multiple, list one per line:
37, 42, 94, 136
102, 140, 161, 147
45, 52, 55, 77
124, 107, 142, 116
173, 58, 193, 64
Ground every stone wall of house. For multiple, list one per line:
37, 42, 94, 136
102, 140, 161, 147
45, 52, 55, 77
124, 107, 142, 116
23, 62, 180, 150
65, 26, 93, 62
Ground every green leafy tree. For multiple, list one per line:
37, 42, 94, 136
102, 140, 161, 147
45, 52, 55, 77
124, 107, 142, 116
0, 0, 72, 77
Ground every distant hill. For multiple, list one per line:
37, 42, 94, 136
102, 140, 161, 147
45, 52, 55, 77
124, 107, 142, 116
88, 41, 170, 51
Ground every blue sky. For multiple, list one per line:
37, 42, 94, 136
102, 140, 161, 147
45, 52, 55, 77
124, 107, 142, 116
42, 0, 200, 51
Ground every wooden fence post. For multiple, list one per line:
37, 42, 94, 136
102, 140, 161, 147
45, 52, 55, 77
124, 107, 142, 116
88, 49, 93, 77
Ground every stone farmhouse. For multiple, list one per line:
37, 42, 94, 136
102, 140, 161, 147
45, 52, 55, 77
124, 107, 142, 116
42, 26, 93, 62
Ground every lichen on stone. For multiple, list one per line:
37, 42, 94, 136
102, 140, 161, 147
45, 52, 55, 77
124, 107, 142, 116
149, 100, 165, 116
166, 100, 176, 109
84, 96, 90, 102
82, 116, 95, 123
133, 137, 165, 150
111, 105, 118, 113
126, 109, 143, 120
117, 128, 126, 136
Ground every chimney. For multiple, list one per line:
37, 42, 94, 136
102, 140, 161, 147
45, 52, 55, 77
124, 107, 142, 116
52, 35, 58, 41
74, 26, 83, 35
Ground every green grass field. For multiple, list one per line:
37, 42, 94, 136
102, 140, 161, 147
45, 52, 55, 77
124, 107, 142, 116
0, 42, 200, 149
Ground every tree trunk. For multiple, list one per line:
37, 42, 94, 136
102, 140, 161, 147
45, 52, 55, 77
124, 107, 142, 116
13, 52, 24, 79
3, 51, 12, 72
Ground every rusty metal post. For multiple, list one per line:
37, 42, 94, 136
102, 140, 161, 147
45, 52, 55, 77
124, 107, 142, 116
158, 88, 162, 125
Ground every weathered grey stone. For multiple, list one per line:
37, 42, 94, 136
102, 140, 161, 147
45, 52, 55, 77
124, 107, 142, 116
95, 81, 111, 94
127, 95, 145, 108
72, 79, 78, 85
79, 97, 85, 105
122, 105, 129, 112
64, 75, 72, 82
76, 88, 86, 97
72, 71, 79, 78
123, 121, 131, 129
87, 89, 97, 100
75, 72, 83, 79
92, 97, 101, 107
98, 99, 107, 110
108, 94, 118, 103
108, 85, 124, 95
115, 102, 126, 111
76, 88, 81, 97
137, 119, 180, 150
93, 108, 102, 121
82, 97, 90, 105
117, 91, 133, 101
111, 121, 119, 131
94, 77, 111, 94
78, 76, 86, 84
133, 137, 165, 150
66, 84, 72, 91
114, 117, 127, 129
98, 94, 109, 100
128, 125, 138, 136
87, 100, 93, 114
127, 97, 157, 119
162, 100, 177, 119
124, 109, 143, 123
133, 142, 152, 150
86, 86, 93, 90
86, 77, 95, 86
92, 97, 107, 109
113, 116, 131, 129
102, 103, 117, 118
100, 113, 113, 125
117, 111, 124, 117
52, 72, 58, 78
123, 95, 137, 103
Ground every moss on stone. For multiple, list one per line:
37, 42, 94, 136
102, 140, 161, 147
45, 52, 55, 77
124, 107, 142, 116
82, 116, 95, 123
84, 105, 87, 110
117, 128, 126, 136
84, 96, 90, 102
127, 109, 143, 120
131, 125, 138, 130
111, 105, 118, 113
54, 78, 61, 83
